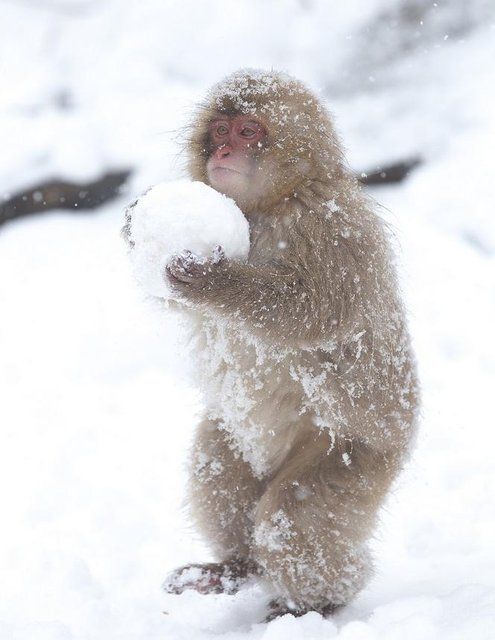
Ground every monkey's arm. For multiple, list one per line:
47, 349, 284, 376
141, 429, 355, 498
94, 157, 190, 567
167, 254, 336, 344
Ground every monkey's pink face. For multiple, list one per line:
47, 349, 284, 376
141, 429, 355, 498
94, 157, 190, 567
206, 116, 267, 206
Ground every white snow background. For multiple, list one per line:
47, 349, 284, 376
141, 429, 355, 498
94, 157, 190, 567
0, 1, 494, 638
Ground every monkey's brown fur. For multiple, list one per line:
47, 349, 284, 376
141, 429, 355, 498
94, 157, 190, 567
167, 70, 420, 615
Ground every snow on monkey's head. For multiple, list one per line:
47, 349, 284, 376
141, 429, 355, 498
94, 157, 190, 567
186, 69, 346, 214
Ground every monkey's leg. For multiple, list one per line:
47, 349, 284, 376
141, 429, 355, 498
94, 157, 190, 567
252, 428, 394, 618
165, 418, 264, 595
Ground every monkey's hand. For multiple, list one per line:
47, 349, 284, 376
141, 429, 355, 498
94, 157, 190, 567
166, 246, 226, 288
165, 251, 327, 344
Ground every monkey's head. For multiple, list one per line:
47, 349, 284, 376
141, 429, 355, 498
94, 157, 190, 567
186, 69, 345, 214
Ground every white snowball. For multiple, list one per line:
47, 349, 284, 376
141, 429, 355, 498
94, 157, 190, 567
127, 180, 250, 298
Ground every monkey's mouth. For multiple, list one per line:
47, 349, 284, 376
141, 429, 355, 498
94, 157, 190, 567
210, 166, 244, 176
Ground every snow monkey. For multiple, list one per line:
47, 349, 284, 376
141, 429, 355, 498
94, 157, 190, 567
163, 69, 420, 619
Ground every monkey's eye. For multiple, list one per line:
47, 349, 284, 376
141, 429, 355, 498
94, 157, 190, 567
240, 127, 256, 138
216, 125, 228, 136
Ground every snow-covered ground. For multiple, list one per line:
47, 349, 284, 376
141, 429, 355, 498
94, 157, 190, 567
1, 2, 494, 638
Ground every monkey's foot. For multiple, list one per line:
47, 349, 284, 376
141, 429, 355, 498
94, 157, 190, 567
163, 559, 259, 596
264, 598, 340, 622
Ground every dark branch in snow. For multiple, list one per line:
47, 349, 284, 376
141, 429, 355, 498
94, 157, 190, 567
0, 169, 131, 226
358, 157, 422, 186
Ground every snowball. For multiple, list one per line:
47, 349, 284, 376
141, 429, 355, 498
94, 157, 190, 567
126, 180, 250, 299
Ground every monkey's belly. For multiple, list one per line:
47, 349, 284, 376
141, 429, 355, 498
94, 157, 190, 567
190, 314, 418, 477
196, 317, 303, 478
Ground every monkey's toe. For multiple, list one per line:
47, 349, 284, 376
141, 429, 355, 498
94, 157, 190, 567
264, 598, 340, 622
163, 560, 259, 596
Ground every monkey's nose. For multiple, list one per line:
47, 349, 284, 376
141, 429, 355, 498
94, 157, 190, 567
216, 145, 231, 159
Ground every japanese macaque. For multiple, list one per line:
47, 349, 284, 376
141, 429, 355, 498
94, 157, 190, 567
161, 70, 420, 619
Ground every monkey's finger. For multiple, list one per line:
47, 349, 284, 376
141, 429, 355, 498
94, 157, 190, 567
168, 252, 208, 279
177, 249, 208, 270
212, 245, 226, 264
165, 263, 196, 285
